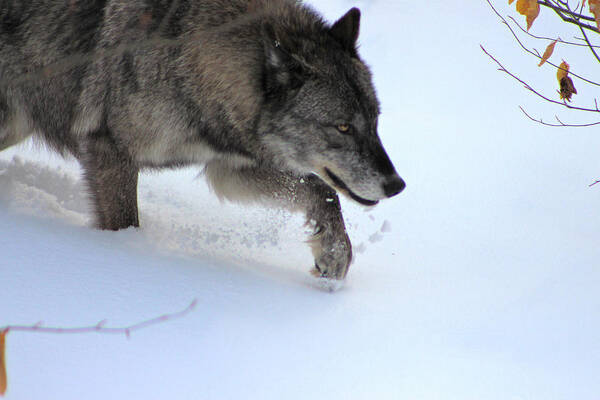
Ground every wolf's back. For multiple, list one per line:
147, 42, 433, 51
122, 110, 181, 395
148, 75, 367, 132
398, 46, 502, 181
0, 0, 253, 155
0, 0, 107, 72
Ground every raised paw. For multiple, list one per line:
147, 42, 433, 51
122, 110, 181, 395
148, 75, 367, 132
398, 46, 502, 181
309, 223, 352, 280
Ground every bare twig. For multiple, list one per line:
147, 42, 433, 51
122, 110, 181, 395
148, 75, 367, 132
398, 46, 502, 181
539, 0, 600, 34
1, 299, 197, 338
555, 0, 600, 62
481, 45, 600, 113
589, 180, 600, 186
519, 105, 600, 126
578, 16, 600, 62
539, 0, 597, 24
508, 15, 600, 47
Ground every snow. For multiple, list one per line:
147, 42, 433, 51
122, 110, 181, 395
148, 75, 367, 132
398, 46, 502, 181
2, 1, 600, 399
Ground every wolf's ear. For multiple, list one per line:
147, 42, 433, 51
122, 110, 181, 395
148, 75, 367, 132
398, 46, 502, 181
262, 24, 296, 93
330, 8, 361, 53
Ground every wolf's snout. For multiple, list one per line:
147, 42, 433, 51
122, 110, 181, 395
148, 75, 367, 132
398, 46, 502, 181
383, 175, 406, 198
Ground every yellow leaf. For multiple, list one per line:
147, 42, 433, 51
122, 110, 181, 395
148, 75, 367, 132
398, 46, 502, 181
557, 61, 577, 101
509, 0, 515, 4
590, 0, 600, 30
538, 40, 557, 66
556, 60, 570, 81
516, 0, 540, 30
0, 330, 7, 396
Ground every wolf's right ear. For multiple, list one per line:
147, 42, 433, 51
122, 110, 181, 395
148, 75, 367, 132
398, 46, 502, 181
262, 24, 294, 93
330, 8, 361, 54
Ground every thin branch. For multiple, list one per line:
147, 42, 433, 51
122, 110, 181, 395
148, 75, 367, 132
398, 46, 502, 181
1, 299, 197, 338
546, 7, 600, 33
589, 180, 600, 186
486, 0, 600, 86
508, 15, 600, 47
575, 0, 586, 16
556, 0, 600, 62
481, 45, 600, 113
578, 15, 600, 62
538, 0, 596, 23
519, 105, 600, 126
574, 34, 597, 42
540, 0, 600, 34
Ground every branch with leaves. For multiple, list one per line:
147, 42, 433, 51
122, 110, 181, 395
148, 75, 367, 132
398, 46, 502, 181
485, 0, 600, 126
484, 0, 600, 185
0, 299, 197, 396
481, 45, 600, 114
539, 0, 600, 62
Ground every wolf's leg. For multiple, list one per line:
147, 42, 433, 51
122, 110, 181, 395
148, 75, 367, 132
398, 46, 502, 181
0, 93, 8, 150
80, 129, 139, 230
205, 162, 352, 280
0, 92, 30, 151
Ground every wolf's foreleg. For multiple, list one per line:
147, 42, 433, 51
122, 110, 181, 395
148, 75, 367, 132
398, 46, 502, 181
80, 129, 140, 230
204, 162, 352, 280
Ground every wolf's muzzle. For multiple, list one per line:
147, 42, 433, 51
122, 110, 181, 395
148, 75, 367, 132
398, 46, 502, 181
383, 175, 406, 198
324, 167, 379, 206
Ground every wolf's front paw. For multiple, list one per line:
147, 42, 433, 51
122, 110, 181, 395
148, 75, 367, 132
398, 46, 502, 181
309, 223, 352, 281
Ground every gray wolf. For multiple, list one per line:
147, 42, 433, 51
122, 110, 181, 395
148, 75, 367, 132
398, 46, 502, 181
0, 0, 405, 282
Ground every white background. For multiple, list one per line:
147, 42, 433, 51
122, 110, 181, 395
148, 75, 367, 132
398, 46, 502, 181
1, 1, 599, 399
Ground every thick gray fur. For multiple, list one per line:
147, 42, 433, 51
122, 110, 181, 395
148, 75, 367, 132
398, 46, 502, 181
1, 0, 405, 281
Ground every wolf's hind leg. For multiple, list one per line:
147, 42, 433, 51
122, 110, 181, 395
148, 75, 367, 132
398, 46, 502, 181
204, 162, 352, 280
80, 129, 139, 230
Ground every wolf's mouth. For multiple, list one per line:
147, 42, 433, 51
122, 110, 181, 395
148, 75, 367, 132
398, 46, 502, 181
324, 168, 379, 206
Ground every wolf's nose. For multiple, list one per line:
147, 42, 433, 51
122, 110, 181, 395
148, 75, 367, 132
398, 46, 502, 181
383, 176, 406, 198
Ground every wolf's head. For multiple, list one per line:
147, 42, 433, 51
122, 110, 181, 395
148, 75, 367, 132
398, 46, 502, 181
258, 7, 405, 205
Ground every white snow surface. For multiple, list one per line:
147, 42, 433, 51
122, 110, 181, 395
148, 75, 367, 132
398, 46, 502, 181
2, 1, 600, 399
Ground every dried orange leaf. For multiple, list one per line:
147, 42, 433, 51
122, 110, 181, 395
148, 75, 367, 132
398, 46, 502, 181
538, 40, 557, 66
517, 0, 540, 30
516, 0, 529, 14
590, 0, 600, 30
509, 0, 515, 4
559, 76, 577, 101
556, 61, 577, 101
0, 330, 7, 396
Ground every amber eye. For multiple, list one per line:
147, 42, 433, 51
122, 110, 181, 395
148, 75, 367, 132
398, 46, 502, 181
337, 124, 351, 133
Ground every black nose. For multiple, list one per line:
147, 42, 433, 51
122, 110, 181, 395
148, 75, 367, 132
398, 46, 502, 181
383, 176, 406, 198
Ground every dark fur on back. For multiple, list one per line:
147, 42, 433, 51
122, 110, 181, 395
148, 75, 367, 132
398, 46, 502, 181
1, 0, 405, 282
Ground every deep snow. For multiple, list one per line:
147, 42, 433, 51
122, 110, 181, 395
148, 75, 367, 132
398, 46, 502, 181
2, 1, 600, 399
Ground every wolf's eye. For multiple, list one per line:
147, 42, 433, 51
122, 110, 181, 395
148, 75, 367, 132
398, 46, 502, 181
337, 124, 351, 134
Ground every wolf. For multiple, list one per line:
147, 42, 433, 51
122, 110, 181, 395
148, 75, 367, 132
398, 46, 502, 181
0, 0, 405, 281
